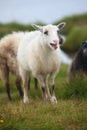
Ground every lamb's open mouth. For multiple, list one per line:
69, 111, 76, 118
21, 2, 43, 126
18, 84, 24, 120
50, 43, 58, 49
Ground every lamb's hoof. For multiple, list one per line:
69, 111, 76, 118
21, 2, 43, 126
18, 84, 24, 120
50, 96, 57, 103
23, 97, 29, 104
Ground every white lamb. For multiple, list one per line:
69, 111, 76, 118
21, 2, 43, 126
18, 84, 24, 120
17, 22, 66, 103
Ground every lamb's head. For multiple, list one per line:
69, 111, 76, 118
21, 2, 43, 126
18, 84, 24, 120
81, 41, 87, 56
32, 22, 66, 50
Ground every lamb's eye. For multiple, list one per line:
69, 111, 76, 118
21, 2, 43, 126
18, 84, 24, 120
44, 31, 48, 35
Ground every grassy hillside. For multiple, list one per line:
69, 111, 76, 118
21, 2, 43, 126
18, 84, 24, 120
62, 26, 87, 53
0, 22, 44, 38
0, 64, 87, 130
54, 13, 87, 35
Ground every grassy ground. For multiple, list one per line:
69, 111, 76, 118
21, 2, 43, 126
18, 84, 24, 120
0, 64, 87, 130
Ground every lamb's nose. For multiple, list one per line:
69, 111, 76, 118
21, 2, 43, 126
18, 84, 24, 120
53, 40, 58, 44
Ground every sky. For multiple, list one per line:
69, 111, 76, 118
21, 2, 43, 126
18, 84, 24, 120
0, 0, 87, 24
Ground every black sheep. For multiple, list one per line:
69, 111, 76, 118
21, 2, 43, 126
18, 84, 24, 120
68, 41, 87, 81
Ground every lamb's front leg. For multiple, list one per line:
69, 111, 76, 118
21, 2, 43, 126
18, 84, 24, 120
50, 73, 57, 103
23, 77, 29, 104
19, 67, 29, 104
36, 75, 51, 102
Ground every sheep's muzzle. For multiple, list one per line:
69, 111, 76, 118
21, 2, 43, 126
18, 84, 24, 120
50, 43, 58, 49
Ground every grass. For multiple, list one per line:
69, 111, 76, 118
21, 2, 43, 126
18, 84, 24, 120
0, 22, 45, 39
61, 26, 87, 54
54, 13, 87, 35
0, 64, 87, 130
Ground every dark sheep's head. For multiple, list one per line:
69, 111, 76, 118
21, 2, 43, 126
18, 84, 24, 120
81, 41, 87, 56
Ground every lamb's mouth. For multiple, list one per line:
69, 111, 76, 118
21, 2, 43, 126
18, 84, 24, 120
50, 43, 58, 49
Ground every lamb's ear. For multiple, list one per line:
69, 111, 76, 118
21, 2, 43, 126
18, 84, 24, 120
57, 22, 66, 31
31, 24, 43, 32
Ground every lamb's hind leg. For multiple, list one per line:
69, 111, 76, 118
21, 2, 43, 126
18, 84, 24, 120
0, 66, 11, 100
27, 77, 38, 90
15, 76, 23, 98
5, 78, 11, 100
50, 73, 57, 103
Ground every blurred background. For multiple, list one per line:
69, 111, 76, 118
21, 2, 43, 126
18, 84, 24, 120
0, 0, 87, 63
0, 0, 87, 24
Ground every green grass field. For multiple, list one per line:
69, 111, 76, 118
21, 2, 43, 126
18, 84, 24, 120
0, 64, 87, 130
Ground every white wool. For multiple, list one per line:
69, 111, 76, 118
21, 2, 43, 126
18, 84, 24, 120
0, 32, 25, 45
